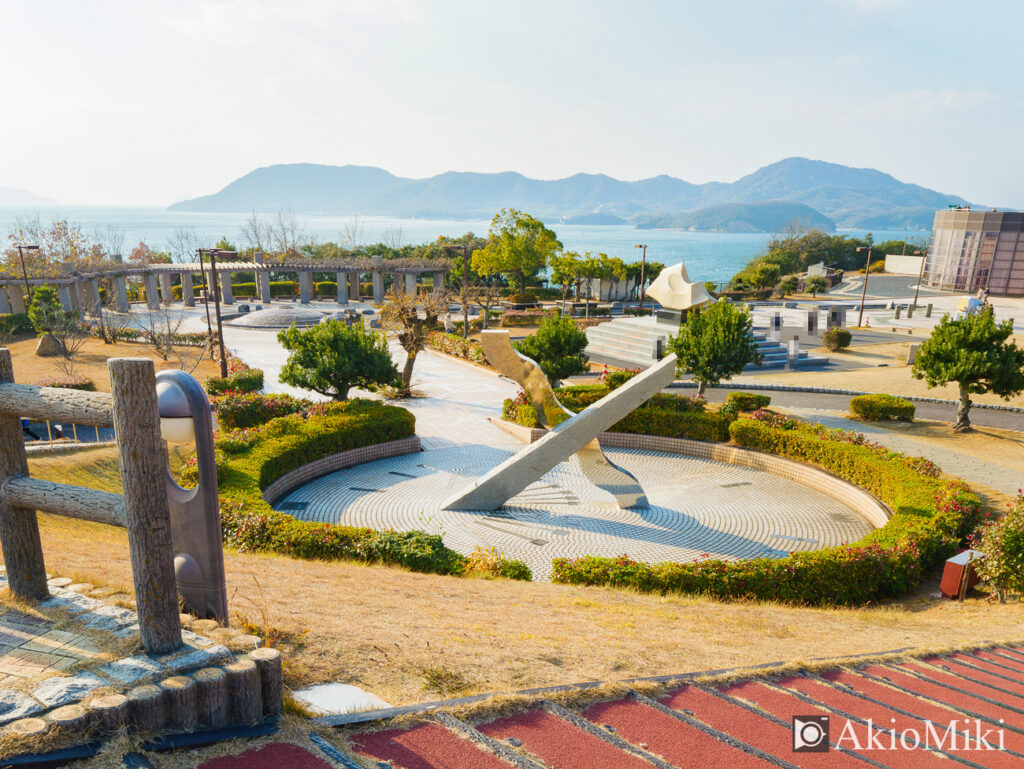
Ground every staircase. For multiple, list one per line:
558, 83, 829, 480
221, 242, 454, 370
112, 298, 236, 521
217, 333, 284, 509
585, 317, 826, 371
333, 643, 1024, 768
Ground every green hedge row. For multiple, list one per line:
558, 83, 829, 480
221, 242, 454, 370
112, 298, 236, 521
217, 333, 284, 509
213, 392, 310, 429
849, 393, 915, 422
552, 416, 980, 605
197, 399, 531, 579
205, 364, 264, 396
503, 385, 737, 443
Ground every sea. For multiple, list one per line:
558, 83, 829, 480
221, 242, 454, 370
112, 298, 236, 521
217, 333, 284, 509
0, 207, 922, 285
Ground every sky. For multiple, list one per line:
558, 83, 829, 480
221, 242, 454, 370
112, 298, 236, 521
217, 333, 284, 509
0, 0, 1020, 208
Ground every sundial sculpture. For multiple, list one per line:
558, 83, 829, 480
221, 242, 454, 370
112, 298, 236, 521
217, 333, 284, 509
442, 330, 677, 512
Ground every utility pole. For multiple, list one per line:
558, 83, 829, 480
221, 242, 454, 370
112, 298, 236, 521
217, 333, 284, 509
15, 244, 39, 306
634, 244, 648, 313
855, 245, 873, 328
910, 251, 926, 312
197, 249, 216, 361
449, 243, 469, 339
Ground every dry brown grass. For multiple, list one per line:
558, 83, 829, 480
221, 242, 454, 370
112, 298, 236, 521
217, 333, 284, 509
4, 336, 221, 391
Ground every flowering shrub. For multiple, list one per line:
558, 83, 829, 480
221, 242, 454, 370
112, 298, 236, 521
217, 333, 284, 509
602, 368, 641, 390
426, 331, 488, 365
463, 546, 533, 581
972, 493, 1024, 602
552, 417, 981, 606
214, 392, 310, 430
205, 356, 264, 395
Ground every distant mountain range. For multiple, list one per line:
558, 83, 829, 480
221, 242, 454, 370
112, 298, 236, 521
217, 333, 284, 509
0, 187, 58, 206
169, 157, 975, 231
637, 201, 835, 233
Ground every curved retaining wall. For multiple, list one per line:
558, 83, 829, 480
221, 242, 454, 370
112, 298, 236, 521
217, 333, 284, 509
490, 418, 890, 529
261, 436, 421, 505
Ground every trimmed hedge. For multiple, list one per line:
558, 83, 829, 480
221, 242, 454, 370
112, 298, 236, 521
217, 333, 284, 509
726, 392, 771, 411
205, 357, 264, 396
214, 392, 309, 430
849, 393, 915, 422
427, 331, 488, 365
270, 281, 299, 297
500, 309, 553, 327
194, 398, 531, 579
315, 281, 337, 297
37, 376, 97, 391
553, 416, 981, 605
503, 384, 735, 442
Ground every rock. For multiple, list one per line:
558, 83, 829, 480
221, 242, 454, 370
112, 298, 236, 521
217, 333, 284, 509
35, 333, 65, 357
0, 689, 44, 726
99, 655, 166, 685
33, 673, 108, 708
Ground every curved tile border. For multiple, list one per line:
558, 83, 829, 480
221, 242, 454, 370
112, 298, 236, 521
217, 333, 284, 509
489, 418, 890, 530
261, 436, 421, 505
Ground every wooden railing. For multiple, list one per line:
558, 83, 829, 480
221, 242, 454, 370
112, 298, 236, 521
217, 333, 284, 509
0, 349, 182, 654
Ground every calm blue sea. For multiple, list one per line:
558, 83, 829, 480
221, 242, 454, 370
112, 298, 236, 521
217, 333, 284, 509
0, 207, 922, 284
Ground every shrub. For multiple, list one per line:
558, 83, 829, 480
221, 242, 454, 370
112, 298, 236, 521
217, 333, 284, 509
205, 362, 265, 396
315, 281, 337, 297
463, 546, 533, 581
514, 314, 589, 384
269, 281, 299, 297
849, 393, 915, 422
214, 392, 310, 430
822, 327, 852, 351
427, 331, 488, 365
0, 312, 35, 338
971, 494, 1024, 602
602, 368, 641, 390
553, 418, 980, 606
505, 291, 538, 304
500, 309, 553, 327
37, 375, 97, 391
726, 392, 771, 411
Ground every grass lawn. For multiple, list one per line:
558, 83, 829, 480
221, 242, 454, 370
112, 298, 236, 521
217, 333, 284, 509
3, 334, 222, 391
16, 446, 1024, 708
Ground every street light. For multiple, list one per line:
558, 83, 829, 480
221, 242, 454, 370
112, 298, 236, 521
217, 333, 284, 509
156, 369, 228, 623
198, 248, 229, 379
634, 244, 648, 313
910, 251, 926, 312
14, 244, 39, 306
855, 245, 873, 328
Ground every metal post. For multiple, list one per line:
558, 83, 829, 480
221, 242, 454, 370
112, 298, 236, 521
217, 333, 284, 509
206, 250, 228, 379
634, 244, 648, 313
911, 251, 927, 312
0, 349, 49, 599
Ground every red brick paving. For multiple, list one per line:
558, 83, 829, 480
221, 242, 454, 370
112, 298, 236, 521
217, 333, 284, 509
196, 743, 332, 769
351, 722, 512, 769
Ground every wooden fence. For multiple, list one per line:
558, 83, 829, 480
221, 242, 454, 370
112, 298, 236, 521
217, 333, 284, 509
0, 349, 182, 654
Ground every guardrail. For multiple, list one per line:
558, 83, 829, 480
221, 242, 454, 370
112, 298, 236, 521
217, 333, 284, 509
0, 350, 184, 654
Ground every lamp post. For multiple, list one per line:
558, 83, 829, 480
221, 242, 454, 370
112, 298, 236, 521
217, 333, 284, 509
855, 245, 873, 328
15, 244, 39, 306
199, 248, 229, 378
634, 244, 648, 313
156, 369, 228, 623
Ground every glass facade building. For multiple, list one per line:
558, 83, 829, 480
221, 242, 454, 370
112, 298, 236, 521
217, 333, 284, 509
924, 209, 1024, 296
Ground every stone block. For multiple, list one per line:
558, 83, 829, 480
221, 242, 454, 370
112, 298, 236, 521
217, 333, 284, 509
35, 334, 65, 357
159, 643, 230, 674
100, 655, 166, 685
33, 672, 108, 708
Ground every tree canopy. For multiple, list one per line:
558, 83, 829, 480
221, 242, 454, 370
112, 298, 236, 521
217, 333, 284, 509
471, 209, 562, 291
513, 314, 589, 385
668, 301, 762, 395
912, 307, 1024, 430
277, 319, 398, 401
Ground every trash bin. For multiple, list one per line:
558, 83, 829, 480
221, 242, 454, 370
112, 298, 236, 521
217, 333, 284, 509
939, 549, 983, 599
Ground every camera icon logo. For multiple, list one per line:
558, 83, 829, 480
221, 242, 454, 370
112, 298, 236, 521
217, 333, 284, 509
792, 715, 830, 753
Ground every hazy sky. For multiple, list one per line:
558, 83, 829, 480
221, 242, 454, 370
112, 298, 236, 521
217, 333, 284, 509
1, 0, 1020, 207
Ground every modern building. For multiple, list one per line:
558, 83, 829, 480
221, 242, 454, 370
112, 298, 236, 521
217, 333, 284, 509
923, 208, 1024, 296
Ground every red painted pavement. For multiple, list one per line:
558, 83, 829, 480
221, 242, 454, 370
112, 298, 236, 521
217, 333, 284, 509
819, 669, 1024, 754
974, 649, 1024, 674
196, 743, 333, 769
660, 684, 866, 768
902, 660, 1024, 703
861, 664, 1024, 727
477, 708, 653, 769
947, 652, 1024, 682
350, 722, 512, 769
582, 697, 774, 768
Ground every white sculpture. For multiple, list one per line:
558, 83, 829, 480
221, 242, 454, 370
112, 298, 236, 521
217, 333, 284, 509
645, 263, 713, 312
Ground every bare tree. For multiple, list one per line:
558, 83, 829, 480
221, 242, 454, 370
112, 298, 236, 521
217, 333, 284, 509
240, 209, 272, 252
270, 210, 306, 257
93, 224, 126, 260
380, 284, 449, 393
381, 226, 404, 250
341, 215, 365, 250
168, 227, 202, 265
140, 306, 211, 375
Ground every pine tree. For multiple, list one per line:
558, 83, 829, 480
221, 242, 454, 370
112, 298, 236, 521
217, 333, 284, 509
669, 301, 762, 396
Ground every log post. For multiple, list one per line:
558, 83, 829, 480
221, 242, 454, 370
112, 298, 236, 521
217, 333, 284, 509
127, 683, 167, 733
5, 718, 47, 738
0, 349, 48, 599
224, 658, 262, 724
108, 358, 181, 654
193, 667, 228, 728
160, 675, 198, 731
251, 647, 283, 716
91, 693, 129, 734
46, 703, 93, 735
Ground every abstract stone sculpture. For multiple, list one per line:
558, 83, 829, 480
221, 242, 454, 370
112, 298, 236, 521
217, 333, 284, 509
443, 332, 678, 512
645, 263, 713, 312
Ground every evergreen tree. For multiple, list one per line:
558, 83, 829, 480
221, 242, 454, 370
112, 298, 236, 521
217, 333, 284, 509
912, 307, 1024, 430
514, 314, 589, 385
668, 301, 762, 396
